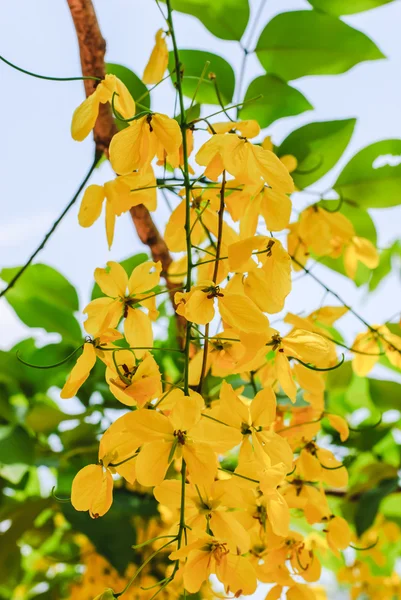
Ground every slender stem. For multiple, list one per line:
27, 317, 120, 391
290, 255, 401, 356
197, 171, 226, 393
0, 53, 100, 82
0, 154, 99, 298
166, 0, 193, 395
165, 3, 190, 585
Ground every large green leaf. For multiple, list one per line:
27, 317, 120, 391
335, 140, 401, 208
162, 0, 249, 41
355, 478, 399, 536
278, 119, 356, 188
307, 0, 395, 16
369, 378, 401, 410
239, 75, 312, 128
0, 425, 35, 466
168, 50, 235, 105
106, 63, 149, 112
255, 11, 385, 81
0, 264, 81, 342
91, 253, 148, 300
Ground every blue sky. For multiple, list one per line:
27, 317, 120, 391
1, 0, 401, 382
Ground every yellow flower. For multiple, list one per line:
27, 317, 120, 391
143, 29, 169, 84
176, 280, 270, 334
188, 331, 249, 385
210, 381, 293, 470
325, 515, 352, 554
352, 324, 401, 375
71, 74, 135, 141
226, 181, 292, 238
298, 205, 354, 258
83, 261, 161, 356
105, 349, 162, 407
196, 133, 294, 192
109, 113, 182, 174
121, 394, 241, 487
164, 189, 219, 252
169, 533, 257, 595
60, 329, 122, 399
154, 478, 250, 553
343, 235, 379, 279
296, 442, 348, 488
71, 464, 113, 518
228, 236, 292, 314
78, 168, 157, 248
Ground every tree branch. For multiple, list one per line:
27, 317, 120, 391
66, 0, 183, 334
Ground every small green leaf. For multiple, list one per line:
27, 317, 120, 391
256, 11, 385, 81
278, 119, 356, 188
0, 264, 81, 342
91, 253, 149, 300
355, 478, 399, 536
239, 75, 312, 128
161, 0, 249, 41
168, 50, 235, 105
106, 63, 150, 111
307, 0, 395, 16
335, 139, 401, 208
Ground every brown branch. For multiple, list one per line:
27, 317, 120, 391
66, 0, 185, 338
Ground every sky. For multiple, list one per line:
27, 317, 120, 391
1, 0, 401, 364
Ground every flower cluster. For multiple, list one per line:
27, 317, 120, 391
61, 16, 401, 600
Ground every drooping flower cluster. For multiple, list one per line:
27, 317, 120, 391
62, 20, 401, 600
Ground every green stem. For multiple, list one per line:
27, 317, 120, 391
0, 54, 100, 82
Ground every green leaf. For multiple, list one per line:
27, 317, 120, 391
0, 498, 50, 582
161, 0, 249, 41
255, 11, 385, 81
307, 0, 395, 16
278, 119, 356, 188
106, 63, 150, 112
355, 478, 399, 536
0, 264, 81, 342
91, 253, 148, 300
369, 378, 401, 410
25, 397, 72, 434
168, 50, 235, 105
335, 139, 401, 208
239, 75, 312, 129
0, 425, 35, 466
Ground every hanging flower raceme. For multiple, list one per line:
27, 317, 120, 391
71, 73, 135, 141
109, 112, 182, 174
78, 167, 157, 248
83, 260, 162, 356
142, 28, 169, 84
60, 328, 122, 399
